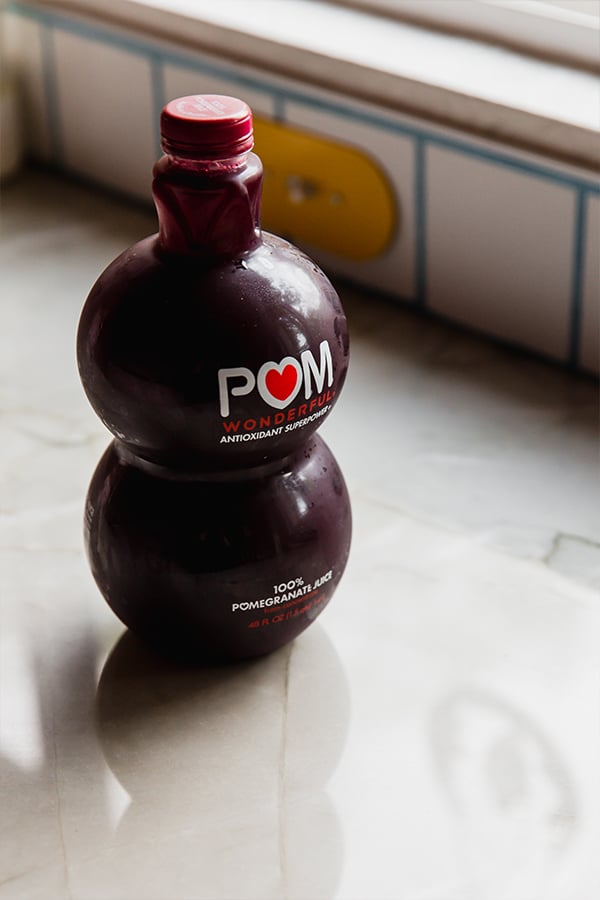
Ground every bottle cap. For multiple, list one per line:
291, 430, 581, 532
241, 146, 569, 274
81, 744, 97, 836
160, 95, 253, 160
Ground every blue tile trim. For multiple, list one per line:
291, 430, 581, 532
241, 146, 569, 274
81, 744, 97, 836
568, 189, 587, 368
9, 0, 600, 372
11, 1, 600, 194
39, 23, 63, 164
287, 98, 600, 196
12, 2, 156, 58
273, 94, 285, 123
414, 136, 426, 307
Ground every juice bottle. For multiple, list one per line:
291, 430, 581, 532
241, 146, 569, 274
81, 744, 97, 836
77, 95, 351, 661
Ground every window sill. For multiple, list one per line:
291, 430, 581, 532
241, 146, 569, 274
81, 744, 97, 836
27, 0, 600, 169
5, 0, 598, 373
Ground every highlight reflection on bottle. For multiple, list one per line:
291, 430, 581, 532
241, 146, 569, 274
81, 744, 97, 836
77, 95, 352, 660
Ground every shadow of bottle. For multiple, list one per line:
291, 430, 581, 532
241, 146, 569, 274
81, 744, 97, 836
94, 624, 350, 900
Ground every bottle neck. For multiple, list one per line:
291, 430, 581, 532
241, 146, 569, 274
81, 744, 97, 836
165, 153, 249, 174
152, 151, 263, 259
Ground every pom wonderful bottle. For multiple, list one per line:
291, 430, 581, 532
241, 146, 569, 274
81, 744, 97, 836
77, 95, 351, 661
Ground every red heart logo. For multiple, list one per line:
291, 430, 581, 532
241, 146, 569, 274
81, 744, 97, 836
265, 364, 299, 401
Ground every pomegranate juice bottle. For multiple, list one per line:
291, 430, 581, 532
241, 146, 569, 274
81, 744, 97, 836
77, 95, 351, 661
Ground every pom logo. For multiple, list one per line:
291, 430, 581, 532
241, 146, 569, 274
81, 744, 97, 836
259, 358, 302, 408
218, 340, 333, 417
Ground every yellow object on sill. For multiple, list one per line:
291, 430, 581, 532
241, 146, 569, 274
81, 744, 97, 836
254, 117, 396, 261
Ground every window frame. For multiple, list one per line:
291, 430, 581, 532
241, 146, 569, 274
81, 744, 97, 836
14, 0, 600, 168
324, 0, 600, 71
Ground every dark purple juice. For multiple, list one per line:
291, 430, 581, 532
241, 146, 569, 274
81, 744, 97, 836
77, 95, 351, 660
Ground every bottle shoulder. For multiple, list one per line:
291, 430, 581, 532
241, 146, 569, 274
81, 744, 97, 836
83, 231, 343, 318
77, 232, 349, 472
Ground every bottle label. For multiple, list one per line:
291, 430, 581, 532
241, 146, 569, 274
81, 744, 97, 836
231, 569, 334, 628
217, 340, 336, 444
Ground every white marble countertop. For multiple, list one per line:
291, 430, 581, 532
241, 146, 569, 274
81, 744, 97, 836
1, 170, 598, 900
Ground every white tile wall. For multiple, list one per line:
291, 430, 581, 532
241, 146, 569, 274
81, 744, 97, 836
283, 101, 416, 301
426, 145, 575, 362
3, 12, 52, 161
3, 4, 598, 373
580, 195, 599, 375
53, 30, 156, 201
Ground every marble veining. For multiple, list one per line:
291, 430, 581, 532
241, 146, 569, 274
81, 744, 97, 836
1, 170, 598, 900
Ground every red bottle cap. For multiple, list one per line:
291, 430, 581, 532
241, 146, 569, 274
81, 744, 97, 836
160, 95, 254, 160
